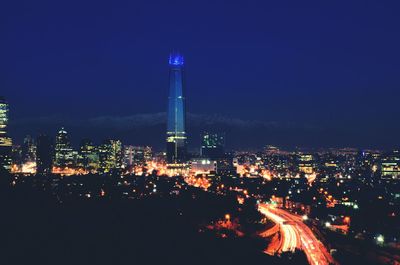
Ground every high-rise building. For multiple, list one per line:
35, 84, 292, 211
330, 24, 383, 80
54, 128, 75, 168
36, 134, 53, 175
0, 97, 12, 171
144, 146, 152, 162
79, 139, 99, 171
22, 135, 36, 163
11, 145, 23, 166
166, 52, 187, 165
123, 146, 152, 168
297, 153, 314, 174
99, 139, 122, 174
200, 132, 225, 159
381, 150, 400, 179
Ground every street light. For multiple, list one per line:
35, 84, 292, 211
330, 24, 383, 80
376, 234, 384, 244
225, 214, 231, 221
302, 215, 308, 221
325, 222, 331, 228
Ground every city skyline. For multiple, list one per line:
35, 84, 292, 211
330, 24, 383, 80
3, 100, 400, 152
2, 1, 400, 149
1, 2, 400, 265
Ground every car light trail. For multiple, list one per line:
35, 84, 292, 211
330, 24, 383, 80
258, 203, 336, 265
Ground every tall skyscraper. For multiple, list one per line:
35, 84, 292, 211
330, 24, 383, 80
54, 128, 75, 168
0, 97, 12, 171
22, 135, 36, 163
166, 52, 187, 165
79, 139, 99, 171
99, 139, 122, 174
36, 134, 53, 175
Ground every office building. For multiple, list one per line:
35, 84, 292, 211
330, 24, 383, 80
0, 97, 12, 171
54, 128, 75, 168
166, 52, 187, 166
381, 150, 400, 179
99, 139, 122, 173
79, 139, 99, 171
298, 153, 314, 174
22, 135, 36, 163
200, 132, 225, 159
124, 146, 152, 168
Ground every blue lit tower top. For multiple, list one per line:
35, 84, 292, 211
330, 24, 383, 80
166, 52, 187, 164
169, 53, 184, 66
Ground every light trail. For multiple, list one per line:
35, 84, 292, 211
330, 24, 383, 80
259, 205, 298, 253
258, 204, 336, 265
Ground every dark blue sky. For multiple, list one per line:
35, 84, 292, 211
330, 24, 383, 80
1, 0, 400, 149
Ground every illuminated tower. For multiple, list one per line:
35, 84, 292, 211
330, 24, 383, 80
22, 135, 36, 163
166, 52, 187, 164
54, 127, 75, 168
0, 97, 12, 171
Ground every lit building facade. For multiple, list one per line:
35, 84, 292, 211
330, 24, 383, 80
297, 153, 314, 174
99, 139, 122, 173
200, 132, 225, 160
381, 150, 400, 179
190, 158, 217, 175
166, 52, 187, 166
124, 146, 152, 168
22, 135, 36, 163
11, 145, 23, 166
79, 139, 99, 171
54, 128, 75, 168
0, 97, 12, 171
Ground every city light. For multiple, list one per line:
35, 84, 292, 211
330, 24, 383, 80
1, 45, 400, 265
376, 234, 385, 244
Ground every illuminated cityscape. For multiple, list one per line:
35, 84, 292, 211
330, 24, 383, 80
2, 54, 400, 264
2, 2, 400, 265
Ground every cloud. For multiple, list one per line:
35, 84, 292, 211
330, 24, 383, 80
12, 112, 320, 131
87, 113, 166, 129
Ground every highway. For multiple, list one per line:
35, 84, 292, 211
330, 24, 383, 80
259, 203, 336, 265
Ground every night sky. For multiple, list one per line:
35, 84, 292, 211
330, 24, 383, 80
1, 1, 400, 150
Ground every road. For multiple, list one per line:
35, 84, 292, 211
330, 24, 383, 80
259, 203, 336, 265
